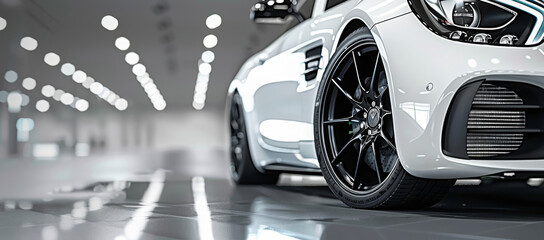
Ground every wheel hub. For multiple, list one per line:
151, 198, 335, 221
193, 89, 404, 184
367, 108, 380, 128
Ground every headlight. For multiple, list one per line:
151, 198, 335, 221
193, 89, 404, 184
408, 0, 544, 46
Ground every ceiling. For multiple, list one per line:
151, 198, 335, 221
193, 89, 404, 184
0, 0, 289, 113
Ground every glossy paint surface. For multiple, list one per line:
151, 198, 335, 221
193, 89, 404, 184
374, 14, 544, 178
229, 0, 544, 178
228, 0, 411, 173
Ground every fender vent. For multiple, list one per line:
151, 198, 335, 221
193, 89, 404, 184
304, 46, 322, 81
467, 84, 525, 158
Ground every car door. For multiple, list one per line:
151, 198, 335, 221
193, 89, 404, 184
254, 0, 354, 159
250, 0, 321, 157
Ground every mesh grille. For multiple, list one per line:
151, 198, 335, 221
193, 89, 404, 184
467, 84, 525, 158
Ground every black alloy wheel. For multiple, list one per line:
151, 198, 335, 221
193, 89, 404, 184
314, 28, 454, 209
230, 93, 279, 185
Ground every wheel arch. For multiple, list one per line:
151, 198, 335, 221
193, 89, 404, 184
337, 19, 368, 47
226, 81, 269, 174
324, 12, 407, 177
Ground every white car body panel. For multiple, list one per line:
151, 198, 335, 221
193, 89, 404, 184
227, 0, 544, 178
373, 13, 544, 178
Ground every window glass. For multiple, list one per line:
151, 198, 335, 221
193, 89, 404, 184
297, 0, 316, 19
326, 0, 347, 10
284, 0, 316, 30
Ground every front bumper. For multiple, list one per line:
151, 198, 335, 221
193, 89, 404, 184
372, 12, 544, 179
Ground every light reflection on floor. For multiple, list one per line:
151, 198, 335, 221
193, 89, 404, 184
1, 149, 544, 239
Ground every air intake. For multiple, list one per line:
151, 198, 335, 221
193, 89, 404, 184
443, 79, 544, 160
466, 84, 525, 158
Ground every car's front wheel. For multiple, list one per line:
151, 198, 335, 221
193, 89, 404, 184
314, 28, 454, 209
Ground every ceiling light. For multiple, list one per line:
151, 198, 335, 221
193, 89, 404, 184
193, 92, 206, 103
72, 70, 87, 83
60, 93, 74, 105
41, 85, 55, 97
196, 73, 210, 83
115, 37, 130, 51
7, 92, 23, 113
193, 101, 204, 110
20, 36, 38, 51
144, 83, 157, 91
21, 94, 29, 106
90, 82, 104, 95
82, 76, 94, 88
61, 63, 76, 76
75, 99, 89, 112
115, 98, 128, 111
206, 14, 222, 29
44, 53, 61, 66
101, 15, 118, 31
203, 34, 218, 48
150, 94, 163, 103
53, 89, 64, 101
0, 16, 6, 31
132, 63, 146, 76
199, 63, 212, 75
4, 70, 18, 83
107, 94, 117, 103
36, 100, 50, 112
201, 51, 215, 63
125, 52, 139, 65
154, 101, 166, 111
71, 97, 79, 108
138, 77, 152, 85
146, 88, 159, 96
195, 83, 208, 93
99, 87, 111, 98
136, 73, 149, 81
22, 77, 36, 90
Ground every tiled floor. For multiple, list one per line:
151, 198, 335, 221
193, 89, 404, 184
1, 149, 544, 239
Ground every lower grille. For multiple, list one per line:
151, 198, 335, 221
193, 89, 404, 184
467, 84, 525, 158
444, 79, 544, 160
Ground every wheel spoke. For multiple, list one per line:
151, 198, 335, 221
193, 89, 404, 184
324, 115, 354, 125
231, 136, 239, 145
380, 132, 396, 150
352, 138, 372, 190
371, 142, 384, 183
331, 136, 361, 165
378, 85, 388, 101
331, 79, 362, 108
352, 51, 365, 91
231, 120, 239, 130
231, 104, 239, 119
369, 53, 381, 94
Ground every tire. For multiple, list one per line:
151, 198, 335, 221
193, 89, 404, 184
229, 93, 279, 185
314, 28, 454, 209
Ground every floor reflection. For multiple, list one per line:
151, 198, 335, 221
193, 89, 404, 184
1, 149, 544, 239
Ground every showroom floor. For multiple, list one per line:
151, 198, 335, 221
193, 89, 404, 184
1, 149, 544, 240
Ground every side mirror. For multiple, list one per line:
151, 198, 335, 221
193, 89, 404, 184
250, 0, 304, 24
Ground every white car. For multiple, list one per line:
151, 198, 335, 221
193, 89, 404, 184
227, 0, 544, 209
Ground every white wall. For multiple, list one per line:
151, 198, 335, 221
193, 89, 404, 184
0, 105, 227, 159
